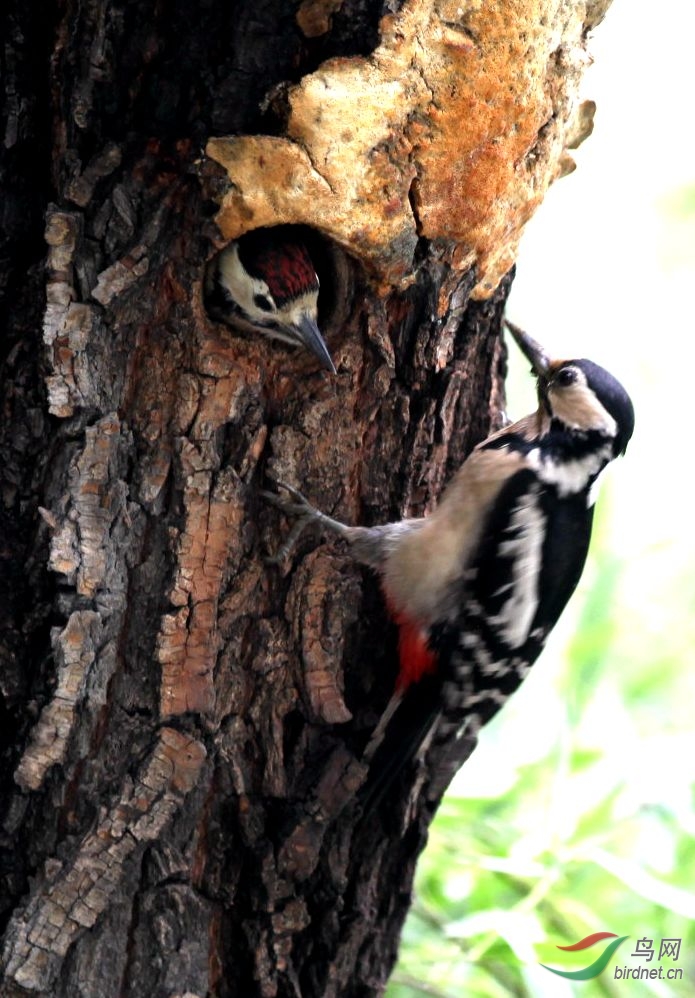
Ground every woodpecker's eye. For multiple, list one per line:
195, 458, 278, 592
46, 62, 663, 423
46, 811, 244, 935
253, 294, 274, 312
555, 368, 578, 387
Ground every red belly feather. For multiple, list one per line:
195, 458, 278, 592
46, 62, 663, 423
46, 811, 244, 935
384, 596, 437, 689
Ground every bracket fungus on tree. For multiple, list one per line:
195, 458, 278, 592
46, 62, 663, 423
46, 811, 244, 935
206, 0, 603, 298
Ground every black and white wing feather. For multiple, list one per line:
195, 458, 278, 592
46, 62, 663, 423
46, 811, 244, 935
431, 462, 594, 742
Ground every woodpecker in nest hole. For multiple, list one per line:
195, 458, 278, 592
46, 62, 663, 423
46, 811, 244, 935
205, 226, 336, 373
263, 321, 635, 806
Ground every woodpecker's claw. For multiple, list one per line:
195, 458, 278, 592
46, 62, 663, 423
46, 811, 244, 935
261, 480, 325, 563
261, 480, 320, 519
262, 480, 358, 563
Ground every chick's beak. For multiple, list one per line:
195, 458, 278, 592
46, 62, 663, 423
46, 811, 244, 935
504, 320, 552, 377
292, 314, 337, 374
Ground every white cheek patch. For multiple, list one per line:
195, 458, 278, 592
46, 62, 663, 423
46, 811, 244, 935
217, 246, 277, 322
550, 383, 618, 438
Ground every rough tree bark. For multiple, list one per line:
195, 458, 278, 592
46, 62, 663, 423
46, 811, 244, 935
0, 1, 610, 995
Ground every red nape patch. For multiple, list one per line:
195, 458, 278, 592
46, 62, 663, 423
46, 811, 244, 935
387, 604, 437, 689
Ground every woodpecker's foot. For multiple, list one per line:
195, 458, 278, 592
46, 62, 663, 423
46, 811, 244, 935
261, 481, 318, 563
262, 479, 352, 564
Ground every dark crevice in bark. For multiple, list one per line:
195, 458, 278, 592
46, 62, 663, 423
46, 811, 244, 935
0, 2, 61, 932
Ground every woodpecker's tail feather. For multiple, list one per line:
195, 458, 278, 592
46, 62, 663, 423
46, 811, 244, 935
358, 674, 443, 817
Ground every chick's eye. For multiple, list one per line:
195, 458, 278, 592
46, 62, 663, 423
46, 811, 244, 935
556, 367, 577, 387
253, 294, 274, 312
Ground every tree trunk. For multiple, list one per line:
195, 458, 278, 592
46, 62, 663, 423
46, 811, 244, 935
0, 1, 608, 995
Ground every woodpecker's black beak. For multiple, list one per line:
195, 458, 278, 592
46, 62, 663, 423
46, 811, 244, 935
504, 320, 552, 377
292, 315, 336, 374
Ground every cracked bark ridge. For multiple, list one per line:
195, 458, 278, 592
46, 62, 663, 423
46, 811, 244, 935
0, 0, 609, 994
5, 729, 206, 992
207, 0, 605, 296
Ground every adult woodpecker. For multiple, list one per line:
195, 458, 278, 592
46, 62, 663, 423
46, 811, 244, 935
204, 226, 336, 373
264, 321, 635, 802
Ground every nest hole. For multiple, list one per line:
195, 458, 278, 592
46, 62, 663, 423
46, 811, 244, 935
204, 224, 354, 347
